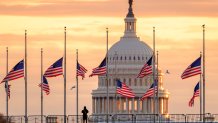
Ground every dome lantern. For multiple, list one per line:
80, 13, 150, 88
124, 0, 137, 38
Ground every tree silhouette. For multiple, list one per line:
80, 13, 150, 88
0, 113, 7, 123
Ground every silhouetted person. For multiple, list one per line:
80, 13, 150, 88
82, 106, 89, 123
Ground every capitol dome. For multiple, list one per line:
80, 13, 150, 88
108, 37, 153, 63
92, 0, 169, 116
109, 37, 152, 58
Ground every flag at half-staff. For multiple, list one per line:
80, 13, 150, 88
137, 56, 153, 78
5, 83, 11, 99
116, 79, 135, 98
89, 57, 106, 77
189, 82, 200, 107
77, 62, 87, 79
1, 59, 24, 83
44, 57, 63, 77
181, 57, 201, 79
140, 81, 158, 101
39, 76, 50, 95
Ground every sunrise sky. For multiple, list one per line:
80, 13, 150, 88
0, 0, 218, 115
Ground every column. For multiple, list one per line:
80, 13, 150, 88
166, 98, 169, 113
146, 99, 149, 114
119, 97, 123, 113
97, 97, 100, 114
159, 98, 162, 114
145, 99, 148, 113
100, 97, 102, 114
113, 97, 116, 113
92, 97, 95, 114
102, 97, 104, 114
163, 98, 167, 113
111, 98, 114, 114
132, 98, 134, 113
110, 97, 112, 113
142, 100, 146, 113
117, 96, 119, 113
137, 97, 140, 113
126, 98, 129, 113
149, 98, 153, 113
121, 97, 123, 113
151, 98, 154, 114
148, 98, 151, 114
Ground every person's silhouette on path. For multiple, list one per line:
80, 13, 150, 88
82, 106, 89, 123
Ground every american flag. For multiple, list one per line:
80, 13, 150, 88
140, 81, 158, 101
44, 57, 63, 77
189, 82, 200, 107
181, 57, 201, 79
5, 83, 11, 99
137, 56, 153, 78
77, 62, 87, 79
1, 59, 24, 83
116, 79, 135, 98
39, 76, 50, 95
89, 57, 106, 77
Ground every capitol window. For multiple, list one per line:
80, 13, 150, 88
123, 78, 126, 83
129, 78, 132, 86
113, 78, 116, 86
140, 79, 142, 86
134, 78, 137, 86
109, 79, 111, 86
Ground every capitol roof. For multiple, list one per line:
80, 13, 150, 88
108, 0, 152, 61
108, 37, 152, 58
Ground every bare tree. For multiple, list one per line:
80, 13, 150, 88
0, 113, 7, 123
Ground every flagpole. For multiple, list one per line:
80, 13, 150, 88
106, 28, 109, 123
41, 48, 43, 123
152, 27, 156, 115
76, 49, 79, 123
114, 51, 118, 115
156, 51, 159, 115
6, 47, 9, 123
25, 30, 28, 123
200, 53, 202, 121
64, 27, 67, 123
202, 24, 206, 122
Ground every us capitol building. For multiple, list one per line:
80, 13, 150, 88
92, 0, 169, 115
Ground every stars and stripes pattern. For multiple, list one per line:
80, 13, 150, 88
1, 59, 24, 83
181, 57, 201, 79
116, 79, 135, 98
39, 76, 50, 95
89, 57, 106, 77
77, 62, 87, 79
140, 81, 158, 101
44, 57, 63, 77
5, 83, 11, 99
189, 82, 200, 107
137, 56, 153, 78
